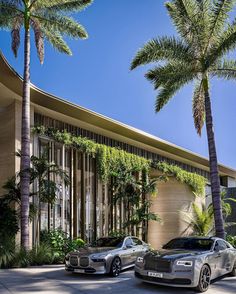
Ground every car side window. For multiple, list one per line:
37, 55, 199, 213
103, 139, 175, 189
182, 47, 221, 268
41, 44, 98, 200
124, 238, 133, 247
214, 240, 227, 251
131, 237, 142, 246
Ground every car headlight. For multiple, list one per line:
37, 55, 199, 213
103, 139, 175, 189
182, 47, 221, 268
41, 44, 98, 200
136, 257, 144, 263
65, 254, 70, 261
176, 260, 193, 267
91, 253, 108, 262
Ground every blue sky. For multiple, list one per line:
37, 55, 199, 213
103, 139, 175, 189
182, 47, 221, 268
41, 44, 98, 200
0, 0, 236, 169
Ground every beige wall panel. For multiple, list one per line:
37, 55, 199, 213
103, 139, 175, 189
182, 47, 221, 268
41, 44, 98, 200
0, 103, 16, 195
148, 177, 196, 249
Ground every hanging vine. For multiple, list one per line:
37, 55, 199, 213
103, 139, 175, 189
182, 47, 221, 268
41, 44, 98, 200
32, 126, 206, 195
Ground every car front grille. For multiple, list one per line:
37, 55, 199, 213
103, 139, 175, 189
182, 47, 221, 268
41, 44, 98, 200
144, 256, 171, 273
80, 256, 89, 267
69, 256, 79, 267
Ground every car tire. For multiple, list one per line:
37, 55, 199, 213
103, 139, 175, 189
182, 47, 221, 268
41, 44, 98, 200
195, 264, 211, 293
109, 257, 121, 277
230, 262, 236, 277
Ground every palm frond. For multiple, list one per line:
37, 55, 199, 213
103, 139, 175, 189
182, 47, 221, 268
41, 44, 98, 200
165, 0, 205, 51
41, 28, 72, 55
31, 18, 44, 64
145, 61, 196, 89
208, 23, 236, 64
211, 59, 236, 80
34, 0, 93, 13
131, 37, 192, 70
192, 80, 205, 136
155, 75, 192, 112
207, 0, 236, 46
148, 61, 195, 112
33, 12, 88, 39
11, 16, 22, 57
0, 2, 23, 29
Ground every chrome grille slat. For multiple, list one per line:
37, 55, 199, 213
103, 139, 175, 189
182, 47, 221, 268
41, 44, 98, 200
144, 257, 171, 273
70, 256, 79, 267
80, 256, 89, 267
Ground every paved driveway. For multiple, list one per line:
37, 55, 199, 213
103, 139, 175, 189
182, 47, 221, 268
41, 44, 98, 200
0, 265, 235, 294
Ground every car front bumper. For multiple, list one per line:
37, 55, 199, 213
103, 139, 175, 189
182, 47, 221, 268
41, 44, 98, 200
65, 261, 108, 274
134, 265, 198, 288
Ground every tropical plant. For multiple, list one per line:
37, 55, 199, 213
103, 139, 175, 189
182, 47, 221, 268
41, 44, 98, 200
0, 199, 19, 243
40, 229, 85, 260
111, 168, 162, 240
183, 191, 236, 236
226, 235, 236, 248
29, 243, 55, 265
0, 0, 93, 250
0, 237, 16, 269
1, 151, 69, 243
182, 202, 214, 236
131, 0, 236, 239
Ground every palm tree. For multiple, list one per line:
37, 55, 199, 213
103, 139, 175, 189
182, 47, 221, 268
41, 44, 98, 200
182, 202, 214, 236
131, 0, 236, 239
0, 0, 93, 250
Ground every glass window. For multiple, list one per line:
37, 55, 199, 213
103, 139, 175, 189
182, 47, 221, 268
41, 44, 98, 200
125, 238, 133, 247
132, 237, 142, 246
92, 237, 124, 248
163, 238, 214, 251
64, 148, 71, 235
85, 155, 95, 243
215, 240, 228, 251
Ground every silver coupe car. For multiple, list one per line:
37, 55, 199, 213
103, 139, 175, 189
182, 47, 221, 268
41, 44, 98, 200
65, 236, 149, 277
135, 237, 236, 292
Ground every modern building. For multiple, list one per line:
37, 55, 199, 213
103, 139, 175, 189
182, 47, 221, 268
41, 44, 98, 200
0, 53, 235, 249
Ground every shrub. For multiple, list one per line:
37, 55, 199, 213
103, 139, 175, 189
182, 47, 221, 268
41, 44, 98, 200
65, 238, 85, 253
29, 243, 55, 265
0, 237, 15, 268
40, 229, 85, 261
226, 235, 236, 248
11, 247, 29, 268
0, 200, 19, 243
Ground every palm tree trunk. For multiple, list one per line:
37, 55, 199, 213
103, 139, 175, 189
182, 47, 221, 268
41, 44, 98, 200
20, 26, 31, 250
203, 78, 225, 239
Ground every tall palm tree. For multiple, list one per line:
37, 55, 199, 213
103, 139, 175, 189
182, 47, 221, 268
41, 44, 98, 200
0, 0, 93, 250
131, 0, 236, 239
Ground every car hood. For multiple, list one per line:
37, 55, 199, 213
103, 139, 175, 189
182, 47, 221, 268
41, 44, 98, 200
146, 249, 207, 260
70, 247, 117, 256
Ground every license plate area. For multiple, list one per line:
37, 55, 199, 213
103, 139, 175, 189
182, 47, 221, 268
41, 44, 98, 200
147, 272, 163, 278
74, 269, 85, 273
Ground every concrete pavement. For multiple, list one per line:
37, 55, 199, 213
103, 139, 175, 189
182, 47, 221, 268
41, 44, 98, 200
0, 265, 235, 294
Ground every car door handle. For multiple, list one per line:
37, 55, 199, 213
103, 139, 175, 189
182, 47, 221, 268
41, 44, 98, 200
215, 254, 221, 258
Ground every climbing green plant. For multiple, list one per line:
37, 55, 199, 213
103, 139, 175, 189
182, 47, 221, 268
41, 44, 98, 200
152, 161, 207, 196
32, 126, 150, 182
32, 126, 206, 194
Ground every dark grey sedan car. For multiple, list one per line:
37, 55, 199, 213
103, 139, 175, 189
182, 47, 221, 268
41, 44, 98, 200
65, 236, 149, 277
135, 237, 236, 292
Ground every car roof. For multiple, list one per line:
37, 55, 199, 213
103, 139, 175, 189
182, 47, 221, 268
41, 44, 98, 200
170, 236, 218, 241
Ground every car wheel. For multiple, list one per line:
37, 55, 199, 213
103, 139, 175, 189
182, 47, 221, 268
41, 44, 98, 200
230, 262, 236, 277
195, 264, 211, 293
110, 257, 121, 277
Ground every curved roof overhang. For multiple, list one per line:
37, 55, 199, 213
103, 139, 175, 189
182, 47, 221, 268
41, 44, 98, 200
0, 52, 235, 179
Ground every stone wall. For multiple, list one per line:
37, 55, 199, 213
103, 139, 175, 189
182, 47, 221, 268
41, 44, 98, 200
148, 176, 200, 249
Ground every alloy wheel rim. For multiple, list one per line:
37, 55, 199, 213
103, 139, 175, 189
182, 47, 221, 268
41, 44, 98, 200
200, 267, 210, 290
112, 258, 121, 276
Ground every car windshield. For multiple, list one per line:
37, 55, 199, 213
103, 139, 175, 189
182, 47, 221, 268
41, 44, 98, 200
163, 238, 214, 251
91, 237, 124, 248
